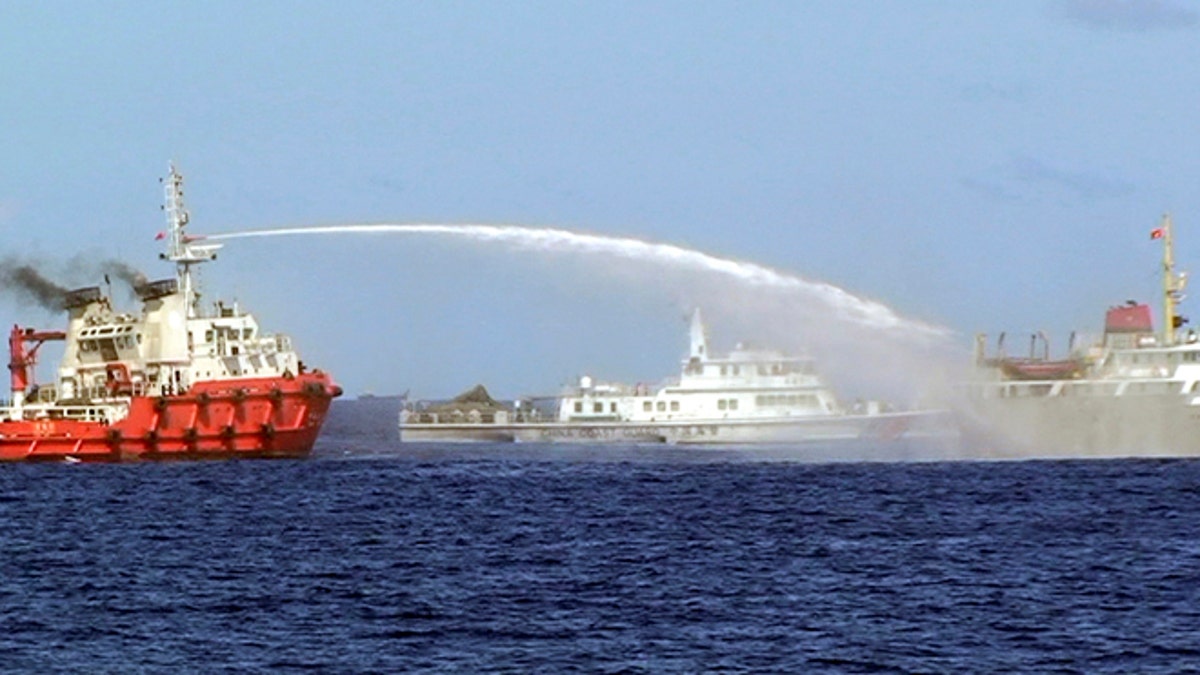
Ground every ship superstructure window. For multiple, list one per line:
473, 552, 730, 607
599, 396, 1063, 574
718, 399, 727, 411
643, 401, 652, 412
756, 393, 818, 407
728, 399, 738, 411
574, 401, 583, 413
670, 401, 680, 412
657, 401, 666, 412
594, 402, 603, 413
610, 402, 617, 413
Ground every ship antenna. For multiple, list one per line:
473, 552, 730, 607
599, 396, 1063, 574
1159, 214, 1188, 345
162, 162, 223, 317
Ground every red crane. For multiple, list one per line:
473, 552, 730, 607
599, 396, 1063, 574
8, 325, 67, 404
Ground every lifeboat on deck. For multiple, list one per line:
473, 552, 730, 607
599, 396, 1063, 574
997, 358, 1087, 381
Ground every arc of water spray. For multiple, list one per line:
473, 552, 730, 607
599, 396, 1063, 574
208, 224, 951, 341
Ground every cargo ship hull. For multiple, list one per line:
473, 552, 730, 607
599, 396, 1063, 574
961, 386, 1200, 459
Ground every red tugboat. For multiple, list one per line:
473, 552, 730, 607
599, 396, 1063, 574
0, 164, 342, 461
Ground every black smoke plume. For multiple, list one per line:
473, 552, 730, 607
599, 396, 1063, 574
0, 257, 69, 310
100, 260, 149, 289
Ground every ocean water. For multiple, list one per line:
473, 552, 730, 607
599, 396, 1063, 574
2, 401, 1200, 672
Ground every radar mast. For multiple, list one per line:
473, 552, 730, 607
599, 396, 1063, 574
162, 163, 223, 317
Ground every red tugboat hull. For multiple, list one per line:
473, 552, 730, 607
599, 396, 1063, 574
0, 164, 342, 461
0, 373, 340, 462
0, 369, 340, 458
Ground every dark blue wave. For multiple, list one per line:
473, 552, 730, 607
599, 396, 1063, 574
0, 400, 1198, 672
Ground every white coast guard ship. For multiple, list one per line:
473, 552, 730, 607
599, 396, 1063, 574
962, 215, 1200, 458
400, 309, 956, 445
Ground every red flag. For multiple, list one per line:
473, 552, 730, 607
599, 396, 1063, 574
154, 231, 166, 240
1151, 227, 1165, 240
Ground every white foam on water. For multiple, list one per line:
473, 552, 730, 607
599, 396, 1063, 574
209, 223, 951, 342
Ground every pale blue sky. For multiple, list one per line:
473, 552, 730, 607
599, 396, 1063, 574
3, 1, 1200, 399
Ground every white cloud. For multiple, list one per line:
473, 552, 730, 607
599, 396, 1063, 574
1056, 0, 1198, 31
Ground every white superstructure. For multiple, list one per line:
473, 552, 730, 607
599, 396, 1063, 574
556, 309, 845, 425
7, 164, 304, 416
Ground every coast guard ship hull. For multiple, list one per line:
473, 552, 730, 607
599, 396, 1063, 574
401, 410, 957, 446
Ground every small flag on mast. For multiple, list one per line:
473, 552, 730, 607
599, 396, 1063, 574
1151, 227, 1165, 240
154, 231, 166, 240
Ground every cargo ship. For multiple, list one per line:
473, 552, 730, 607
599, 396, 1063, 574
401, 309, 957, 446
963, 215, 1200, 457
0, 164, 342, 461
